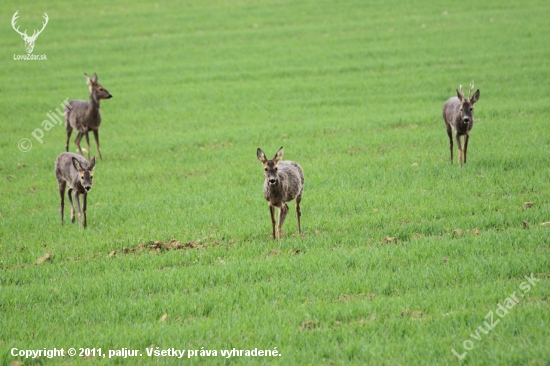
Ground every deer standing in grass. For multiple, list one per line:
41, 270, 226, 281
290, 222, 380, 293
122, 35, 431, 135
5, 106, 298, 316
257, 147, 304, 240
443, 82, 480, 165
65, 73, 112, 160
55, 152, 96, 228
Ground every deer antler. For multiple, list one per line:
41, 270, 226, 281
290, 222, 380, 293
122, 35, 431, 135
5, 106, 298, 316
468, 81, 475, 99
30, 13, 49, 40
11, 11, 28, 38
458, 84, 464, 98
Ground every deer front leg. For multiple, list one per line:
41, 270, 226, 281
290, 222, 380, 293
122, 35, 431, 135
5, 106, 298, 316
269, 205, 276, 239
85, 132, 91, 160
455, 133, 463, 166
464, 134, 470, 164
67, 188, 76, 223
74, 193, 82, 227
74, 132, 85, 157
82, 192, 87, 228
296, 195, 302, 234
93, 130, 102, 160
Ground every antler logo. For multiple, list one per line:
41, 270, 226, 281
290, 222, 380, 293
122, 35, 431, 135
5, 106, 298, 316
11, 11, 49, 54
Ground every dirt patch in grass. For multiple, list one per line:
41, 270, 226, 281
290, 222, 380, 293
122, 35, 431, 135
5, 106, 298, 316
298, 320, 318, 331
36, 253, 52, 265
381, 236, 398, 244
110, 238, 219, 257
338, 292, 378, 302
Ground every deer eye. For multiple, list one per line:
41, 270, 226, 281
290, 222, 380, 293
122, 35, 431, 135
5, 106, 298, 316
460, 108, 463, 112
470, 108, 473, 111
264, 168, 268, 172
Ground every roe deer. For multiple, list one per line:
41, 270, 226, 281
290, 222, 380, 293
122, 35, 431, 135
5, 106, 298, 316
257, 147, 304, 240
55, 152, 96, 228
443, 82, 480, 165
65, 73, 112, 160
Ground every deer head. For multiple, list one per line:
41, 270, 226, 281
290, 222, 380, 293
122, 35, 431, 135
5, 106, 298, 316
11, 11, 49, 54
72, 157, 96, 192
257, 147, 283, 186
456, 82, 480, 124
84, 73, 113, 102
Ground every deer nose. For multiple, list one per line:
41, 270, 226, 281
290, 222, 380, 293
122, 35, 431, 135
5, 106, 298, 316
85, 186, 91, 192
463, 117, 470, 123
269, 179, 276, 184
106, 94, 113, 99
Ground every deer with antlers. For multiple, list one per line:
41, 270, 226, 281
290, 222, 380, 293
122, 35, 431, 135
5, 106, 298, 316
443, 82, 480, 166
11, 11, 48, 54
257, 147, 304, 240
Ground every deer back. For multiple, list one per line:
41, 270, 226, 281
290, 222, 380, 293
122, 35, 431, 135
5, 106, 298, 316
65, 100, 98, 132
264, 161, 304, 203
55, 153, 95, 193
65, 73, 112, 131
443, 97, 461, 126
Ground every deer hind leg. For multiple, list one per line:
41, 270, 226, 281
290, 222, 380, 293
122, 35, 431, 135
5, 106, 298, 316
269, 205, 276, 239
93, 129, 102, 160
85, 132, 91, 160
277, 203, 289, 240
66, 128, 73, 152
74, 132, 85, 157
58, 180, 66, 225
446, 127, 453, 163
67, 188, 76, 223
296, 194, 302, 234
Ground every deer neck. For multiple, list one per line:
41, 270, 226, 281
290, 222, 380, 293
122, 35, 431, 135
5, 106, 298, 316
268, 179, 283, 197
87, 93, 101, 115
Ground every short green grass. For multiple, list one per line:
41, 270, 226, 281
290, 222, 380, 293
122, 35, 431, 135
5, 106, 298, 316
1, 0, 549, 364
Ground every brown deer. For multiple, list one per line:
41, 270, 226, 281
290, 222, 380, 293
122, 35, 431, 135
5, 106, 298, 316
55, 153, 96, 228
443, 82, 480, 165
257, 147, 304, 240
65, 73, 112, 160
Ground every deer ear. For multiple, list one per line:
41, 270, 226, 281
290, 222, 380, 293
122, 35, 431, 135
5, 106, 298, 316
471, 89, 480, 103
88, 156, 96, 170
72, 157, 84, 172
92, 73, 98, 83
273, 147, 283, 163
257, 148, 267, 164
84, 73, 92, 85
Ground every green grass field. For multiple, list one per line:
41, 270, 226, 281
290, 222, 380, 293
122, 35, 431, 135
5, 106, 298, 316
1, 0, 549, 364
